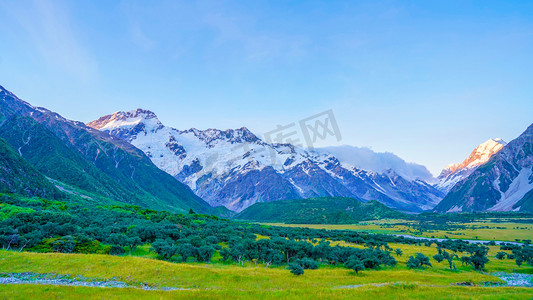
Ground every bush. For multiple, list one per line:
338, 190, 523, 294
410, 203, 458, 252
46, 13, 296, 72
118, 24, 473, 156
110, 245, 125, 255
289, 263, 304, 275
296, 258, 319, 269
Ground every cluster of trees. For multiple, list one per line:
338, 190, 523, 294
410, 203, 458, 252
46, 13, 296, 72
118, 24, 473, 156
499, 243, 533, 267
1, 194, 532, 275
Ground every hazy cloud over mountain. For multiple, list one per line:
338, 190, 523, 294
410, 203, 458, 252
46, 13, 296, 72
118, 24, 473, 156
318, 145, 437, 183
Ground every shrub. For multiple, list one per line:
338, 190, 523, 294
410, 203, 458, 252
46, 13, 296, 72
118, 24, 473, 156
289, 263, 304, 275
110, 245, 125, 255
395, 248, 403, 257
296, 258, 319, 270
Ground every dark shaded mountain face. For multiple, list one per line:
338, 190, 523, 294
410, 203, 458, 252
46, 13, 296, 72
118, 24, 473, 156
89, 110, 444, 212
0, 85, 215, 214
236, 196, 405, 224
0, 137, 63, 199
434, 124, 533, 213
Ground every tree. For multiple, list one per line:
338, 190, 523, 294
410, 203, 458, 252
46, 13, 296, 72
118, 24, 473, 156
296, 258, 319, 270
51, 236, 76, 253
465, 245, 489, 271
125, 236, 142, 253
442, 250, 457, 270
220, 247, 231, 261
108, 233, 128, 247
289, 263, 304, 275
395, 248, 403, 257
495, 252, 507, 260
345, 256, 365, 274
362, 256, 381, 269
197, 245, 215, 262
177, 243, 196, 262
433, 253, 445, 263
110, 245, 125, 255
151, 239, 178, 260
513, 246, 533, 267
407, 253, 432, 269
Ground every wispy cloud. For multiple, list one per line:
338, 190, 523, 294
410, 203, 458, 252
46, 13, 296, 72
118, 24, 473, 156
0, 0, 98, 83
130, 21, 156, 51
203, 10, 307, 62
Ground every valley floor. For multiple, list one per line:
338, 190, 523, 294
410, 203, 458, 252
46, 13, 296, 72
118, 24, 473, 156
0, 244, 532, 299
263, 218, 533, 242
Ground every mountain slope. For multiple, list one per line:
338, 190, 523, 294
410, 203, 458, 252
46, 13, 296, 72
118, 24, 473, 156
434, 124, 533, 212
89, 109, 443, 212
236, 196, 405, 224
0, 137, 63, 199
436, 138, 506, 193
0, 85, 216, 214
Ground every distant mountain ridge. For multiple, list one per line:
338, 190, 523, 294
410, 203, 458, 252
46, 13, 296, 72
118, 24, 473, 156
0, 85, 218, 214
434, 124, 533, 212
89, 109, 444, 212
436, 138, 507, 193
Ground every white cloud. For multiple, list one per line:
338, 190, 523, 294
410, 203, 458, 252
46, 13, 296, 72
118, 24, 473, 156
318, 145, 437, 183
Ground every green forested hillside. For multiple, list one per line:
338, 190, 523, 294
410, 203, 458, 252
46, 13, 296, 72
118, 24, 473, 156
0, 138, 63, 199
0, 85, 220, 214
0, 116, 139, 202
236, 197, 405, 223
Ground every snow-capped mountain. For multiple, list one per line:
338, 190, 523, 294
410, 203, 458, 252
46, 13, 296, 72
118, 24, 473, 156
435, 138, 506, 193
434, 125, 533, 213
88, 109, 444, 212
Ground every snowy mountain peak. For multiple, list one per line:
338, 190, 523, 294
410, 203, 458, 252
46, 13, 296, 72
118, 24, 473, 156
442, 138, 506, 175
182, 127, 261, 145
87, 108, 161, 131
436, 138, 506, 193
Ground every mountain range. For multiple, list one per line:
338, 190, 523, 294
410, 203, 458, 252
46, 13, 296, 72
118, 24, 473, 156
1, 84, 532, 215
88, 109, 444, 212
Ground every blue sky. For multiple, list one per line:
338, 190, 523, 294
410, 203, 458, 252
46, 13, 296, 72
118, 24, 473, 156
0, 0, 532, 175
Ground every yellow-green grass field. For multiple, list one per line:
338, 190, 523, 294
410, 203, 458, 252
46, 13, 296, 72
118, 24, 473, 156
263, 219, 533, 242
0, 241, 532, 299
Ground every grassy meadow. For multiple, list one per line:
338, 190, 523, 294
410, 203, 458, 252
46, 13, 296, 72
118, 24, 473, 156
1, 234, 532, 299
263, 219, 533, 242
